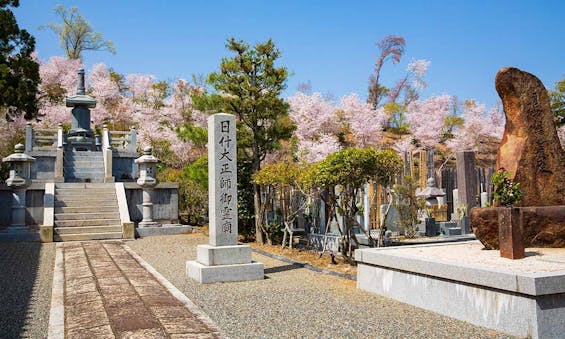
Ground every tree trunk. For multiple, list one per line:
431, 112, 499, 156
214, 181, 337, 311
252, 143, 264, 244
254, 182, 264, 244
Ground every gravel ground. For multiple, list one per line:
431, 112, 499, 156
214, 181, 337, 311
0, 241, 55, 339
127, 234, 516, 339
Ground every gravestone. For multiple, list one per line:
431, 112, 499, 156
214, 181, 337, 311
456, 151, 476, 218
187, 113, 264, 283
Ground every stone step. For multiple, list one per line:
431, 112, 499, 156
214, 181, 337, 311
63, 176, 106, 182
55, 206, 119, 214
54, 218, 122, 227
54, 199, 117, 207
54, 225, 122, 234
64, 154, 104, 160
54, 212, 120, 220
63, 178, 106, 183
55, 193, 116, 200
65, 151, 104, 156
63, 168, 105, 173
55, 183, 115, 189
54, 232, 123, 242
55, 188, 115, 195
63, 161, 104, 167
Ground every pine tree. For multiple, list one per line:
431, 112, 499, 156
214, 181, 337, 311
205, 38, 294, 243
0, 0, 40, 120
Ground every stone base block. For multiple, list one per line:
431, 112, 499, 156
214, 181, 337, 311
196, 244, 252, 266
122, 222, 134, 239
186, 260, 264, 283
40, 225, 53, 242
138, 221, 161, 228
135, 225, 192, 238
471, 206, 565, 249
445, 227, 462, 236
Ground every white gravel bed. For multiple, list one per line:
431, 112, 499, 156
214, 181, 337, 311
0, 242, 55, 338
127, 234, 516, 339
383, 240, 565, 273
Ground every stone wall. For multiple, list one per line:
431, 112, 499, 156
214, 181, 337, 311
0, 186, 11, 226
29, 151, 56, 182
112, 151, 138, 182
124, 182, 179, 225
0, 183, 45, 227
1, 182, 178, 228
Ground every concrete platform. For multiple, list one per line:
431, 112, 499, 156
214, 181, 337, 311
187, 244, 264, 283
355, 241, 565, 339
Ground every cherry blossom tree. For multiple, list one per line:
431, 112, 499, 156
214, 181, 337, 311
34, 56, 205, 167
406, 95, 452, 148
446, 100, 504, 152
287, 92, 340, 162
338, 93, 387, 148
288, 91, 388, 162
387, 59, 430, 104
89, 63, 131, 128
36, 56, 82, 127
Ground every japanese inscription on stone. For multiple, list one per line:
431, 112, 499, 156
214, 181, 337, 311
209, 113, 238, 246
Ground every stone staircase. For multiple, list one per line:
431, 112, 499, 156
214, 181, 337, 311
64, 150, 105, 183
54, 183, 123, 241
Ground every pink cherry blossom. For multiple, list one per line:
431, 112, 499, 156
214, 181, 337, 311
297, 133, 342, 163
406, 95, 452, 148
446, 101, 504, 151
338, 93, 386, 148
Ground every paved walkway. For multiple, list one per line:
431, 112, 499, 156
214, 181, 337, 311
50, 241, 222, 338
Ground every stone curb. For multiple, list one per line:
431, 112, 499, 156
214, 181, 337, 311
47, 243, 64, 339
251, 247, 356, 281
121, 243, 227, 338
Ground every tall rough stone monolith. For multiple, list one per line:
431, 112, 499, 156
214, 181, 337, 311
471, 67, 565, 250
495, 67, 565, 206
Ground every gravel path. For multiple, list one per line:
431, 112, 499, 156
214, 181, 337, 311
0, 242, 55, 338
127, 234, 516, 339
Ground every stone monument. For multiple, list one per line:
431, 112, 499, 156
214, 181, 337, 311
494, 67, 565, 206
187, 113, 264, 283
65, 69, 97, 151
471, 67, 565, 250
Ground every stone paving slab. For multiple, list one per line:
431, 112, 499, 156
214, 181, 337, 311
49, 241, 223, 339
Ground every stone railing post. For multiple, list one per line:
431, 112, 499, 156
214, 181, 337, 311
25, 122, 33, 152
102, 124, 114, 183
55, 124, 64, 182
41, 183, 55, 242
129, 126, 137, 153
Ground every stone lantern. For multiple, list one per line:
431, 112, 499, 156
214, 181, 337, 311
416, 176, 446, 236
134, 146, 160, 227
416, 177, 446, 207
2, 144, 35, 230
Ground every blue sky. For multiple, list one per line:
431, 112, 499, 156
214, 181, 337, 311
13, 0, 565, 108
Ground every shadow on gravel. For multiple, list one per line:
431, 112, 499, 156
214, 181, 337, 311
0, 242, 42, 338
264, 263, 303, 275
